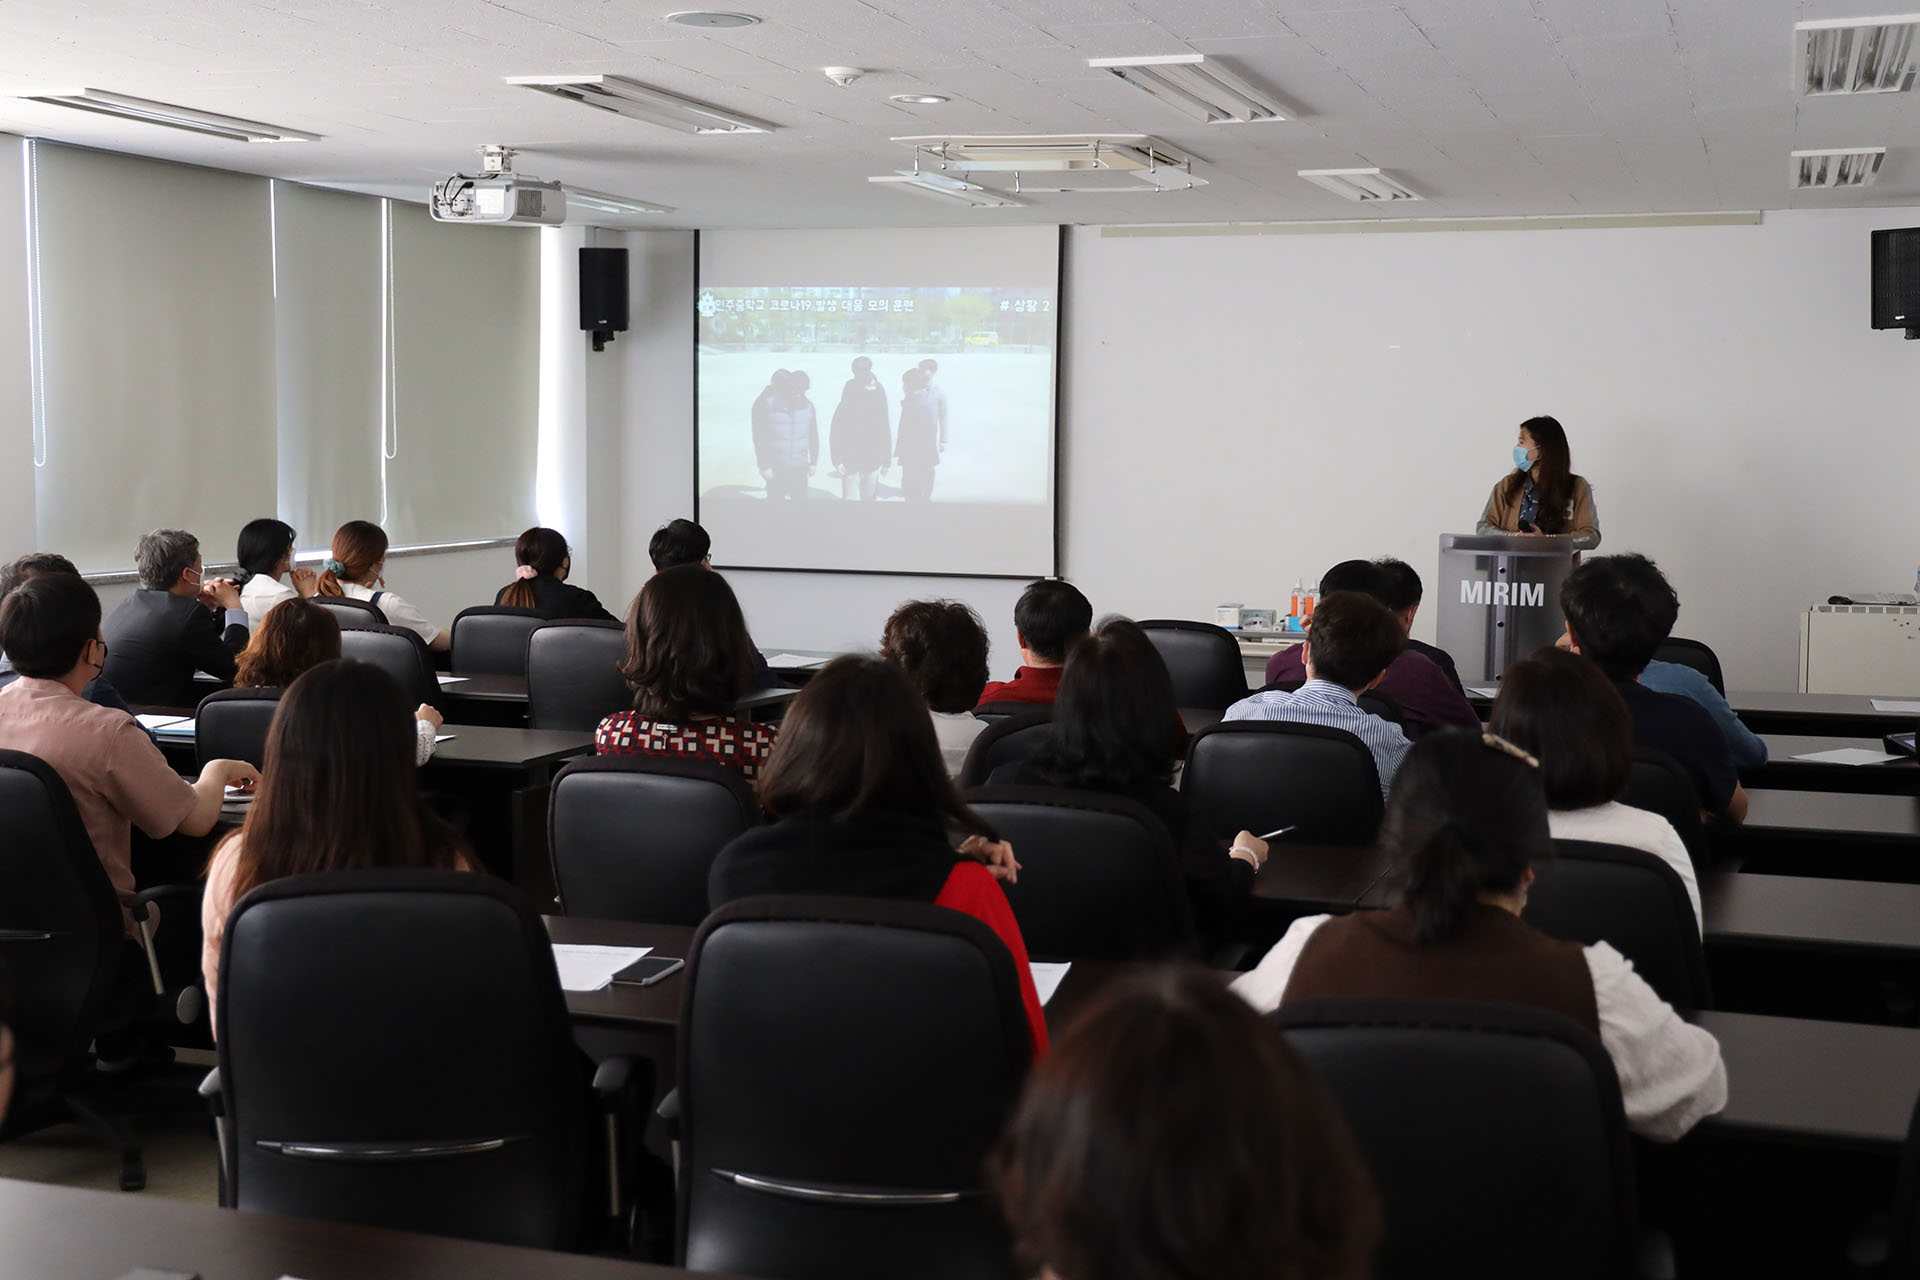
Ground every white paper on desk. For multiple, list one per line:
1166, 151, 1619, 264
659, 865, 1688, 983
435, 675, 469, 686
764, 653, 830, 668
552, 943, 653, 992
134, 713, 192, 732
1791, 747, 1904, 766
1870, 699, 1920, 713
1466, 686, 1500, 699
1029, 962, 1072, 1007
434, 734, 457, 742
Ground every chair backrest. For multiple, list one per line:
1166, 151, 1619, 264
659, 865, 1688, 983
1274, 998, 1638, 1280
217, 871, 591, 1249
310, 594, 388, 630
679, 896, 1029, 1280
1653, 637, 1725, 695
0, 751, 124, 1086
339, 625, 440, 710
1622, 749, 1706, 873
548, 756, 758, 925
1136, 619, 1249, 712
1526, 839, 1711, 1010
964, 785, 1197, 960
195, 687, 284, 771
449, 606, 547, 677
958, 710, 1053, 789
971, 701, 1038, 724
1358, 690, 1404, 725
527, 621, 628, 732
1183, 721, 1384, 845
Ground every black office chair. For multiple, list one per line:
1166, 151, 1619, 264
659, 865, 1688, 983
1623, 749, 1708, 872
958, 710, 1053, 789
1136, 619, 1249, 712
678, 896, 1030, 1279
1526, 839, 1711, 1011
965, 785, 1197, 961
1183, 721, 1384, 846
971, 701, 1038, 723
548, 756, 758, 925
527, 620, 628, 732
195, 687, 283, 771
449, 606, 546, 677
0, 750, 201, 1190
1358, 690, 1405, 725
340, 625, 440, 711
207, 871, 643, 1250
1274, 998, 1639, 1280
1653, 637, 1725, 696
310, 595, 388, 631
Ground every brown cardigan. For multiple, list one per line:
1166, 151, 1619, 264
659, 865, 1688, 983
1478, 474, 1600, 549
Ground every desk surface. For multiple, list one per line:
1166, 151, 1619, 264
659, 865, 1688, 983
1698, 1010, 1920, 1149
1741, 788, 1920, 841
422, 725, 595, 770
0, 1175, 706, 1280
1701, 872, 1920, 954
439, 673, 528, 703
1249, 842, 1391, 908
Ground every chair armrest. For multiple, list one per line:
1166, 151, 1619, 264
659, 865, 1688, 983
122, 881, 205, 922
655, 1087, 681, 1123
198, 1067, 223, 1112
592, 1056, 635, 1100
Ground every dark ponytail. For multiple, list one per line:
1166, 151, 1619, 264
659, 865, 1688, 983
1383, 730, 1550, 943
500, 527, 569, 611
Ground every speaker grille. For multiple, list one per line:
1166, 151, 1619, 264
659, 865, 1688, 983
1871, 227, 1920, 328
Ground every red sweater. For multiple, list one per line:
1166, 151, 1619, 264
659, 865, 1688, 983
976, 664, 1062, 706
935, 861, 1049, 1058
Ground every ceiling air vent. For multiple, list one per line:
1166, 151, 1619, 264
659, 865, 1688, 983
1795, 16, 1920, 95
1297, 168, 1423, 203
506, 74, 774, 134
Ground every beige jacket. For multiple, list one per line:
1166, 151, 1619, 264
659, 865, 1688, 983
1478, 474, 1600, 550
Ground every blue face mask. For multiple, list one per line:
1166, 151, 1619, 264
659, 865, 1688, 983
1513, 445, 1533, 471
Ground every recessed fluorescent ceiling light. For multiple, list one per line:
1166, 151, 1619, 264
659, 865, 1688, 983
1297, 167, 1422, 202
1791, 147, 1886, 188
18, 88, 320, 142
566, 187, 675, 216
506, 74, 774, 134
895, 134, 1187, 173
891, 94, 950, 105
868, 172, 1024, 208
1795, 16, 1920, 95
1087, 53, 1286, 124
665, 10, 760, 27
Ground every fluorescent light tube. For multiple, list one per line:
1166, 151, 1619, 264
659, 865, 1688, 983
565, 187, 676, 216
19, 88, 320, 142
893, 134, 1187, 173
1297, 167, 1423, 202
507, 74, 774, 134
1790, 147, 1886, 188
867, 173, 1024, 207
1088, 54, 1287, 124
1795, 16, 1920, 95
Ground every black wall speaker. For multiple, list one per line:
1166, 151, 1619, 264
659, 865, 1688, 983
1870, 228, 1920, 337
580, 247, 630, 350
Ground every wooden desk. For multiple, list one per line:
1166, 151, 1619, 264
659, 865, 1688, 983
1727, 690, 1918, 740
1697, 1011, 1920, 1150
1249, 843, 1393, 910
1746, 735, 1917, 795
0, 1175, 706, 1280
1702, 872, 1920, 956
1737, 789, 1920, 844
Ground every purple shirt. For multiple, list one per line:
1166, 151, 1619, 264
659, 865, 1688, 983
1263, 646, 1480, 739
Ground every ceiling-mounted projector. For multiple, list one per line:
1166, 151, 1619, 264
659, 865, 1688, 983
430, 144, 566, 225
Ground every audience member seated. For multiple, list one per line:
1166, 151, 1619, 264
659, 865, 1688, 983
596, 565, 777, 778
648, 517, 784, 689
234, 518, 318, 632
1490, 649, 1701, 927
0, 554, 136, 715
709, 655, 1048, 1055
991, 618, 1266, 942
1373, 556, 1465, 693
315, 519, 449, 653
1234, 730, 1726, 1142
102, 528, 249, 707
1559, 554, 1746, 823
881, 599, 991, 776
976, 578, 1092, 707
1227, 591, 1413, 800
200, 659, 473, 1027
0, 574, 258, 938
1264, 560, 1478, 738
493, 526, 616, 622
1626, 569, 1767, 769
233, 599, 441, 765
991, 967, 1379, 1280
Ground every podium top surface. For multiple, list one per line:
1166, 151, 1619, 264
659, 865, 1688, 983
1440, 532, 1583, 556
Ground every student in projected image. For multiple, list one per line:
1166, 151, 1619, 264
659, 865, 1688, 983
896, 367, 941, 502
751, 369, 819, 501
830, 356, 893, 501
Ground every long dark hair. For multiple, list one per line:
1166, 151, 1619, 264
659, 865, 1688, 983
1385, 729, 1550, 943
499, 526, 569, 611
757, 655, 997, 839
1028, 617, 1178, 793
1499, 415, 1575, 534
620, 565, 756, 722
316, 520, 387, 595
234, 518, 296, 586
991, 967, 1380, 1280
1488, 648, 1633, 810
235, 599, 341, 689
221, 659, 469, 902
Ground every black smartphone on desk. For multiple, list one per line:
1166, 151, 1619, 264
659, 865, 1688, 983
611, 956, 684, 986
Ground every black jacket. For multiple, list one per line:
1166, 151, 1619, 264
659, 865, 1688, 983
492, 576, 618, 623
102, 589, 248, 708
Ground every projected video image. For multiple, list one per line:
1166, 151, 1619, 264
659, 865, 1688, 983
696, 285, 1055, 507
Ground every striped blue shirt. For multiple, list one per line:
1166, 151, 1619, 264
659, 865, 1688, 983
1223, 679, 1413, 800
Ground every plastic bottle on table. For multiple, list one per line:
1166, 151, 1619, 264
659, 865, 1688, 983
1289, 579, 1305, 620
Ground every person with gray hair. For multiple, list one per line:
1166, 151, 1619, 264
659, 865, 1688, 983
102, 528, 250, 707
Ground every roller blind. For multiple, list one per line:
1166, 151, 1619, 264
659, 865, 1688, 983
384, 202, 540, 546
30, 142, 276, 572
270, 181, 383, 544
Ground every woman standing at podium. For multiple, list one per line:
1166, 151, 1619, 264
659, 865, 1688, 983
1477, 415, 1600, 550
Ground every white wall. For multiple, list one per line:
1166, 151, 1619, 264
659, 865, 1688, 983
0, 136, 35, 556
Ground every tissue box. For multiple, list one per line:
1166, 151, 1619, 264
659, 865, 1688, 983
1215, 603, 1243, 629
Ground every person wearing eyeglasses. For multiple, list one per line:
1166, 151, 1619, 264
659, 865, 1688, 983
1232, 729, 1725, 1142
101, 528, 250, 708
